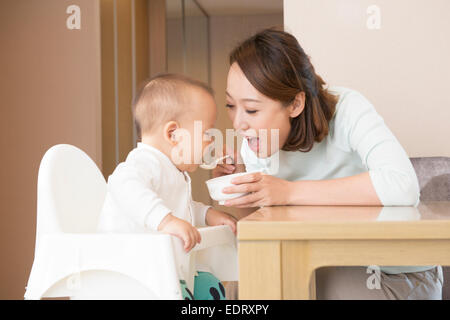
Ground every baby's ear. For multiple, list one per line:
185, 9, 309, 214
164, 121, 180, 145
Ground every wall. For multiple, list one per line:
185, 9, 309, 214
0, 0, 102, 299
284, 0, 450, 157
101, 0, 150, 178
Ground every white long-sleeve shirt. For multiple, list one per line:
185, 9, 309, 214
241, 86, 431, 274
97, 143, 212, 283
98, 142, 210, 233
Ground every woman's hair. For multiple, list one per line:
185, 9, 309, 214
229, 28, 338, 152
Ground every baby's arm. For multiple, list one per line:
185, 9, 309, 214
205, 208, 237, 235
158, 214, 201, 252
190, 200, 237, 234
191, 200, 211, 227
108, 165, 200, 251
108, 165, 170, 229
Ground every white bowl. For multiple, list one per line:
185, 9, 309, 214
205, 171, 257, 205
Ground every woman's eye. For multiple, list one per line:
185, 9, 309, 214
225, 103, 257, 114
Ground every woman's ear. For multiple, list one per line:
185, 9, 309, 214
164, 121, 180, 145
289, 91, 305, 118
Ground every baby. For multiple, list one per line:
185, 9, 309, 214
98, 73, 236, 300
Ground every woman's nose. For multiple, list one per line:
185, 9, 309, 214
233, 109, 249, 131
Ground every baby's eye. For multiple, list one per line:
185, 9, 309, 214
246, 110, 258, 114
225, 104, 234, 108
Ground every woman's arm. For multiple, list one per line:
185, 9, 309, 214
222, 171, 381, 207
288, 172, 381, 206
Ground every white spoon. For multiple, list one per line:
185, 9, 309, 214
200, 155, 232, 170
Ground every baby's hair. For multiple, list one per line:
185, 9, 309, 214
132, 73, 214, 138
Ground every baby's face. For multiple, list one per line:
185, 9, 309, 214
174, 89, 217, 172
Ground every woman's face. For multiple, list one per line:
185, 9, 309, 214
226, 62, 292, 158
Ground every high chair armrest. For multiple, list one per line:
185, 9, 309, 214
37, 232, 174, 258
38, 226, 235, 252
193, 225, 236, 252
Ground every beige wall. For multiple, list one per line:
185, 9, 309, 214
0, 0, 102, 299
284, 0, 450, 157
148, 0, 167, 77
101, 0, 150, 178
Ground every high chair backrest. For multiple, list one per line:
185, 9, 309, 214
35, 144, 107, 252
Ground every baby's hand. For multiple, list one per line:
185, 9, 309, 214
205, 209, 237, 235
158, 214, 201, 252
212, 145, 245, 178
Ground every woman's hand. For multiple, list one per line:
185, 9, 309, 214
222, 172, 293, 208
211, 145, 245, 178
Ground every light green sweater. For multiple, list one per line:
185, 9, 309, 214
240, 86, 433, 274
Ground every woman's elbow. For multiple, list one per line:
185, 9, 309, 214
388, 173, 420, 206
398, 183, 420, 206
372, 169, 420, 206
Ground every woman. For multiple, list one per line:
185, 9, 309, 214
214, 28, 443, 299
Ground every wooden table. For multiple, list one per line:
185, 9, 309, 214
237, 201, 450, 299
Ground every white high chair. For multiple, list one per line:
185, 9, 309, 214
24, 144, 238, 300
